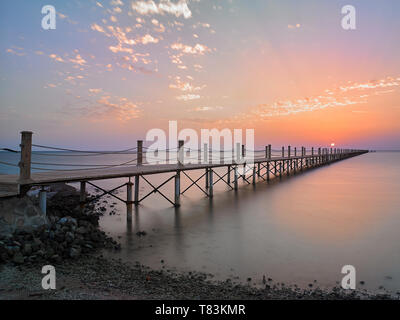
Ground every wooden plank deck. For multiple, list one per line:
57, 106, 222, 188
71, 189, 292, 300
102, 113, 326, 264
0, 156, 287, 186
0, 152, 367, 197
0, 182, 19, 198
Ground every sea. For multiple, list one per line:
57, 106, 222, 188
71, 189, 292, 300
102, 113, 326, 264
1, 150, 399, 294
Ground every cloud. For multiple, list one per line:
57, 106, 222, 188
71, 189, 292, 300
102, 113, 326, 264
79, 95, 141, 121
169, 77, 205, 92
240, 76, 400, 119
339, 78, 400, 92
110, 0, 124, 6
69, 54, 87, 66
89, 88, 103, 94
49, 54, 65, 63
170, 43, 210, 55
194, 106, 223, 112
131, 0, 192, 19
138, 34, 159, 44
176, 94, 200, 101
6, 47, 25, 56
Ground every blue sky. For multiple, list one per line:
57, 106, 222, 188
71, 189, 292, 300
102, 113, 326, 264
1, 0, 399, 149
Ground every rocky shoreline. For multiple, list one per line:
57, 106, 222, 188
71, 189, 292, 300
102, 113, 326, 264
0, 185, 398, 300
0, 184, 120, 265
0, 255, 397, 300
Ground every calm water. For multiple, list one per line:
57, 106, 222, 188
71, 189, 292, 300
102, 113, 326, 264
1, 151, 399, 293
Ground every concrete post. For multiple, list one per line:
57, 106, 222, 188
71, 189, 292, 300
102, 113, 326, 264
178, 140, 184, 165
80, 181, 86, 211
204, 143, 208, 164
234, 166, 238, 190
134, 175, 140, 205
19, 131, 33, 182
208, 169, 213, 197
137, 140, 143, 165
39, 187, 46, 215
205, 168, 209, 189
127, 180, 133, 222
175, 171, 181, 207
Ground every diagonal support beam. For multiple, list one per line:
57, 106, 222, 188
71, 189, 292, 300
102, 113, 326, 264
86, 181, 127, 204
181, 170, 209, 196
212, 169, 234, 190
138, 175, 176, 206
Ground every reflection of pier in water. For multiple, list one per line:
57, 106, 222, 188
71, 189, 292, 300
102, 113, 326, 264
0, 131, 368, 222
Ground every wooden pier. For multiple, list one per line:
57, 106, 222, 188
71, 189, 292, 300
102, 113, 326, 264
0, 132, 368, 221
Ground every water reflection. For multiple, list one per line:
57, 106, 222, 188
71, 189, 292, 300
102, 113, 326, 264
98, 153, 400, 293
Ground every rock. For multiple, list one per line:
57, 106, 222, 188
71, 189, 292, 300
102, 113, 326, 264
23, 243, 32, 255
65, 232, 75, 243
12, 252, 24, 264
76, 227, 87, 234
69, 247, 81, 258
51, 254, 62, 263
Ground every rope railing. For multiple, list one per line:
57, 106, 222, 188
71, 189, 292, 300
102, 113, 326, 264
2, 134, 365, 180
32, 144, 138, 155
0, 160, 19, 167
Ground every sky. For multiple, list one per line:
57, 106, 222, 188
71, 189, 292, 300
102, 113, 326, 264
0, 0, 399, 150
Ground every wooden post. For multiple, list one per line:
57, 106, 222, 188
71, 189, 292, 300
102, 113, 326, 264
266, 162, 270, 181
175, 171, 181, 206
257, 162, 261, 177
242, 144, 245, 158
127, 179, 133, 222
205, 168, 209, 189
80, 181, 86, 211
137, 140, 143, 165
39, 187, 47, 215
252, 165, 256, 185
18, 131, 33, 182
204, 143, 208, 164
209, 169, 213, 197
178, 140, 184, 165
265, 146, 268, 158
227, 165, 231, 184
279, 161, 282, 178
288, 146, 291, 158
294, 147, 297, 157
282, 146, 284, 158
